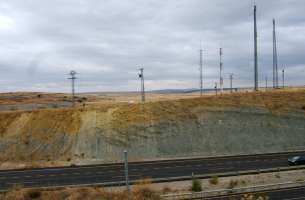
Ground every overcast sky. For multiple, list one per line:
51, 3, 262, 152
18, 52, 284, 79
0, 0, 304, 93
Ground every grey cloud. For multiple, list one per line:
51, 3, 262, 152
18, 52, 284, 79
0, 0, 304, 92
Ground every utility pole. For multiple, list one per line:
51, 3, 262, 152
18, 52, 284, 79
219, 48, 224, 94
138, 68, 145, 103
123, 150, 130, 192
265, 76, 268, 91
68, 70, 77, 107
282, 69, 285, 89
230, 73, 234, 93
254, 4, 258, 91
199, 47, 203, 96
273, 19, 279, 89
215, 82, 218, 96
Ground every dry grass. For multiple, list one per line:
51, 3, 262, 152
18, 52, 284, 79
0, 92, 99, 105
241, 194, 269, 200
209, 176, 219, 185
0, 89, 304, 135
0, 185, 161, 200
227, 180, 239, 189
111, 89, 305, 128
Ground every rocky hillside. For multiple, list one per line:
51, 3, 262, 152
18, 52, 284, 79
0, 90, 304, 168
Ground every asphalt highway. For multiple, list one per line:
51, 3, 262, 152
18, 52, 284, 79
204, 186, 305, 200
0, 151, 304, 191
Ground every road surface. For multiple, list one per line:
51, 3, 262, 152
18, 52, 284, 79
0, 151, 304, 190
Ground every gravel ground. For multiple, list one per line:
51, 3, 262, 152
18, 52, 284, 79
106, 169, 305, 194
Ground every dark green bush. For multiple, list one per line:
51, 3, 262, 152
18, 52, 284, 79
191, 178, 202, 192
27, 189, 41, 199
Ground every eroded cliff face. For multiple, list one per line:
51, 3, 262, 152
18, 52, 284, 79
0, 90, 304, 167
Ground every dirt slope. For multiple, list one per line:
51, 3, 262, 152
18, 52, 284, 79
0, 90, 304, 168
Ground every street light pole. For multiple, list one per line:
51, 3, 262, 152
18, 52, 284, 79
124, 150, 130, 192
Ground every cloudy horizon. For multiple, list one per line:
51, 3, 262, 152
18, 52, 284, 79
0, 0, 304, 93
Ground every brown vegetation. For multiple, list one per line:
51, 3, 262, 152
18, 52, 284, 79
111, 89, 305, 128
209, 176, 219, 185
0, 92, 101, 105
0, 89, 304, 137
241, 194, 269, 200
0, 186, 161, 200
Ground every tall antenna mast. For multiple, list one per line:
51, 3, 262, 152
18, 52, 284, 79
68, 70, 77, 107
138, 68, 145, 103
273, 19, 279, 89
230, 73, 234, 93
254, 4, 259, 91
219, 48, 223, 94
282, 68, 285, 89
199, 45, 203, 96
265, 76, 268, 91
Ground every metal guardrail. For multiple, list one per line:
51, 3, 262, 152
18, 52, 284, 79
161, 181, 305, 200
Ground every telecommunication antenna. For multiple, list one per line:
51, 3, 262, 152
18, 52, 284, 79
273, 19, 279, 89
219, 48, 224, 94
254, 4, 258, 91
138, 68, 145, 103
68, 70, 77, 106
199, 46, 203, 96
214, 82, 218, 96
230, 73, 234, 93
282, 68, 285, 89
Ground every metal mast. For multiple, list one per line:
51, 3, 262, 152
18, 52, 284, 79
68, 70, 77, 107
219, 48, 223, 94
273, 19, 279, 89
282, 69, 285, 89
138, 68, 145, 103
230, 73, 234, 93
199, 47, 203, 96
254, 4, 258, 91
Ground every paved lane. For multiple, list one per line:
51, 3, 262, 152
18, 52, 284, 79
0, 151, 303, 190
